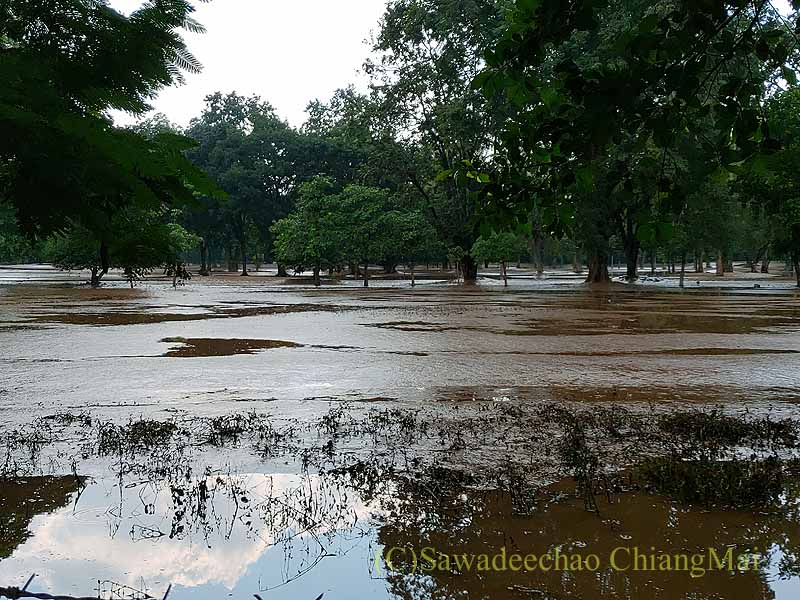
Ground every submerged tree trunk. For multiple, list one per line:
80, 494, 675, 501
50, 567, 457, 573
91, 240, 110, 287
226, 243, 238, 273
679, 252, 687, 288
462, 254, 478, 283
586, 251, 610, 284
695, 251, 703, 273
240, 243, 248, 276
624, 236, 640, 281
794, 249, 800, 288
199, 238, 210, 276
532, 233, 545, 276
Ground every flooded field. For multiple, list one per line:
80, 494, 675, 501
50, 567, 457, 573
1, 267, 800, 599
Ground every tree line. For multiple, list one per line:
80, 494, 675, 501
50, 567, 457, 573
2, 0, 800, 287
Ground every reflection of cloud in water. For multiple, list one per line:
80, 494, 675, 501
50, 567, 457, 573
0, 473, 375, 596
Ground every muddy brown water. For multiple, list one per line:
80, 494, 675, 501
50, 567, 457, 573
2, 268, 800, 599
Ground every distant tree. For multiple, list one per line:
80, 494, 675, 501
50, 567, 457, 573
271, 178, 344, 286
384, 211, 444, 287
0, 202, 39, 263
471, 232, 524, 287
45, 209, 199, 287
272, 177, 444, 287
187, 92, 311, 276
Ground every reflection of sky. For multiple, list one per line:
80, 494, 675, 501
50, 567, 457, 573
767, 544, 800, 600
5, 471, 800, 600
0, 474, 392, 600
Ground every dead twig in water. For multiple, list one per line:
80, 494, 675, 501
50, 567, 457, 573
0, 575, 171, 600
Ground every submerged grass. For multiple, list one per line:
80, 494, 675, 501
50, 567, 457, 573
2, 401, 799, 513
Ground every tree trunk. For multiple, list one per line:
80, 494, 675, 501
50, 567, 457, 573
725, 259, 734, 273
277, 263, 288, 277
410, 264, 416, 287
363, 262, 369, 287
91, 240, 110, 287
199, 239, 210, 276
761, 247, 770, 274
624, 240, 640, 281
573, 250, 582, 274
462, 254, 478, 282
240, 243, 248, 276
679, 252, 687, 288
99, 239, 109, 278
313, 265, 321, 287
650, 250, 656, 276
501, 260, 508, 287
716, 251, 724, 276
586, 251, 610, 284
695, 251, 703, 273
226, 243, 238, 273
794, 250, 800, 288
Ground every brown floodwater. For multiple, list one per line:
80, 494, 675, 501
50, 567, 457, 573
2, 267, 800, 599
161, 337, 303, 357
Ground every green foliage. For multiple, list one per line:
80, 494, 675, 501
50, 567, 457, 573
186, 92, 314, 272
468, 0, 799, 281
271, 178, 345, 276
0, 202, 39, 263
471, 232, 524, 263
44, 224, 103, 274
362, 0, 513, 278
0, 0, 221, 239
272, 177, 443, 284
44, 209, 199, 286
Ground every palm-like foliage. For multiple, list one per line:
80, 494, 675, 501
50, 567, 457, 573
0, 0, 220, 239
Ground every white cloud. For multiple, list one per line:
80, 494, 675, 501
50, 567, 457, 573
0, 473, 377, 594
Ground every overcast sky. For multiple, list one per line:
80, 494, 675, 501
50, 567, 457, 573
111, 0, 794, 129
109, 0, 388, 128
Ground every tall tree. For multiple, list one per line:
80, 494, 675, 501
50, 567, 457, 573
470, 0, 799, 283
365, 0, 512, 281
187, 93, 308, 275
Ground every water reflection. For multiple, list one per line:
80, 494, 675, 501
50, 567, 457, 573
0, 472, 377, 599
376, 480, 800, 599
2, 472, 800, 599
0, 476, 82, 560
